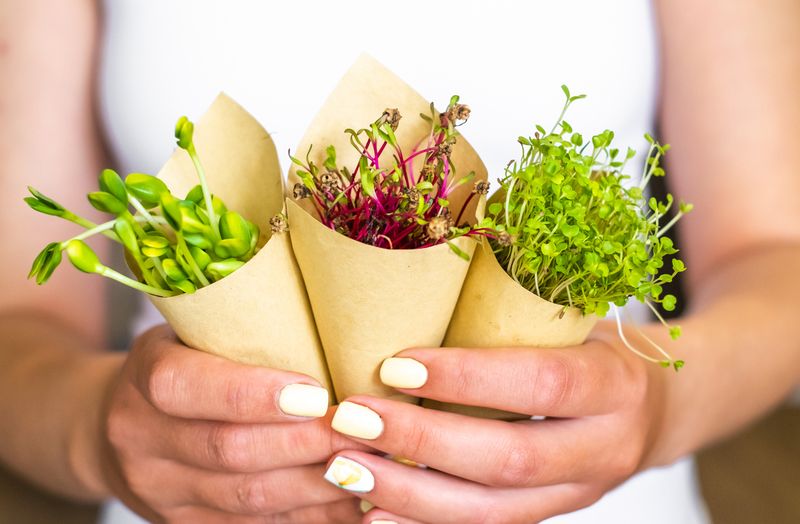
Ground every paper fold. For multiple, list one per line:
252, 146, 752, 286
147, 94, 332, 392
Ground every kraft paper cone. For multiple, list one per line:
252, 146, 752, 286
146, 94, 332, 392
287, 55, 487, 403
423, 240, 598, 419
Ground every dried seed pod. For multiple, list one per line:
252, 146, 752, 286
426, 216, 450, 241
473, 180, 490, 195
293, 182, 312, 200
496, 231, 514, 247
444, 104, 471, 125
403, 187, 421, 206
319, 172, 342, 195
380, 108, 402, 130
270, 214, 288, 234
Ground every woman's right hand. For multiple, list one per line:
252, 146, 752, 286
101, 324, 366, 523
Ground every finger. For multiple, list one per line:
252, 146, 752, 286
159, 407, 373, 472
190, 464, 356, 516
165, 499, 361, 524
387, 342, 629, 417
363, 508, 427, 524
325, 452, 596, 524
332, 398, 616, 487
131, 325, 330, 423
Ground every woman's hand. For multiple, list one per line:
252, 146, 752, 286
101, 325, 369, 523
324, 322, 668, 524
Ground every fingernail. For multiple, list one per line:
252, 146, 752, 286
278, 384, 329, 418
371, 520, 398, 524
380, 357, 428, 389
331, 401, 384, 440
360, 499, 375, 513
323, 456, 374, 493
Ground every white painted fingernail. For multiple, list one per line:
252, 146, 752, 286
371, 520, 398, 524
380, 357, 428, 389
360, 499, 375, 513
323, 456, 374, 493
278, 384, 329, 418
331, 401, 384, 440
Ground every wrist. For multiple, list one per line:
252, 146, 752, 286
66, 351, 125, 501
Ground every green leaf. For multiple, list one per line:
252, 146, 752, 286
669, 326, 682, 340
114, 219, 140, 255
99, 169, 128, 205
189, 246, 211, 271
25, 187, 66, 216
206, 259, 245, 280
359, 157, 376, 198
88, 191, 127, 215
183, 233, 213, 250
175, 116, 194, 149
447, 241, 471, 261
126, 173, 169, 208
162, 258, 187, 282
29, 242, 62, 284
323, 145, 338, 171
215, 211, 253, 258
65, 240, 103, 274
662, 294, 677, 311
159, 193, 182, 230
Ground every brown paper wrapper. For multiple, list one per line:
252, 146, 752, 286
423, 240, 598, 419
287, 55, 487, 403
146, 94, 332, 392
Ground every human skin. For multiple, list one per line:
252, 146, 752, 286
323, 1, 800, 522
0, 1, 367, 522
1, 1, 799, 524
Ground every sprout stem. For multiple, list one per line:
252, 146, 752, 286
61, 212, 120, 242
176, 234, 210, 287
612, 306, 661, 364
98, 266, 178, 297
187, 144, 219, 239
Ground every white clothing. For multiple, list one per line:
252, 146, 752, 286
98, 1, 709, 522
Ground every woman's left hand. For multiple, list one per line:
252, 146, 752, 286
324, 322, 670, 524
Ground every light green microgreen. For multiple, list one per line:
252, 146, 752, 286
26, 117, 264, 296
485, 86, 692, 370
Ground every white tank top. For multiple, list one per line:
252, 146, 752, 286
98, 1, 709, 522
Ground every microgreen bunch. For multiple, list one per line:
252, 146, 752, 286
290, 96, 496, 258
26, 117, 260, 296
485, 86, 692, 370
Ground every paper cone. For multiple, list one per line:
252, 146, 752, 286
147, 94, 332, 392
287, 55, 487, 403
423, 240, 598, 419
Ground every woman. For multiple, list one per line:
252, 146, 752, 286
1, 0, 798, 522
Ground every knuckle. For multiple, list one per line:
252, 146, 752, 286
490, 436, 540, 487
400, 419, 434, 460
535, 355, 579, 413
465, 498, 501, 524
451, 356, 476, 398
105, 402, 131, 451
206, 423, 252, 471
610, 445, 642, 481
146, 356, 179, 414
573, 484, 604, 512
391, 479, 415, 512
235, 474, 274, 514
223, 377, 258, 420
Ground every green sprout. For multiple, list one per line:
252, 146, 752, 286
26, 117, 264, 296
484, 86, 692, 370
